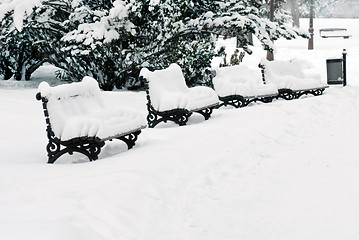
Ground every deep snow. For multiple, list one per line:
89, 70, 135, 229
1, 18, 359, 240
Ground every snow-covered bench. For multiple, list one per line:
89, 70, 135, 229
36, 77, 146, 163
213, 65, 278, 108
320, 28, 351, 39
140, 64, 219, 128
259, 58, 328, 100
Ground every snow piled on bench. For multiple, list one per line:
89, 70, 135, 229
140, 64, 219, 112
261, 58, 327, 91
213, 65, 278, 98
38, 77, 146, 141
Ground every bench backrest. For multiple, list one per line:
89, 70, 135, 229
214, 65, 262, 83
263, 59, 305, 79
38, 77, 104, 138
141, 64, 189, 93
140, 63, 190, 111
213, 65, 266, 97
260, 58, 324, 90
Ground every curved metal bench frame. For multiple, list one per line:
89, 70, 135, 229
218, 94, 276, 108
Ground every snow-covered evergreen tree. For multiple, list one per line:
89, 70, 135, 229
1, 0, 309, 89
201, 0, 307, 53
259, 0, 307, 47
0, 0, 68, 80
126, 0, 219, 87
55, 0, 135, 90
130, 0, 308, 86
284, 0, 300, 26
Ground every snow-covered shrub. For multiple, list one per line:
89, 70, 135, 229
219, 49, 245, 68
230, 49, 245, 66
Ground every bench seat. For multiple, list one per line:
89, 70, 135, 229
259, 58, 328, 100
320, 28, 351, 39
213, 65, 278, 108
47, 107, 145, 142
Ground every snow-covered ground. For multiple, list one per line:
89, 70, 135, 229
1, 18, 359, 240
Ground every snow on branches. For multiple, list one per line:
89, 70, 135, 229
0, 0, 308, 89
62, 0, 134, 48
0, 0, 42, 31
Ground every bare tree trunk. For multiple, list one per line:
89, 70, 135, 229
266, 0, 275, 61
308, 0, 314, 50
288, 0, 300, 27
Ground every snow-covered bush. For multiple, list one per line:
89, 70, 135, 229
219, 49, 245, 68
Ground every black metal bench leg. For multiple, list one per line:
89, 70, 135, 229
195, 107, 214, 120
147, 105, 191, 128
296, 88, 325, 98
118, 130, 142, 149
260, 96, 274, 103
47, 146, 102, 164
312, 88, 325, 96
278, 89, 296, 100
218, 96, 247, 108
46, 132, 104, 164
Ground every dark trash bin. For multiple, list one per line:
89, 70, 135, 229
326, 49, 347, 86
326, 58, 343, 85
